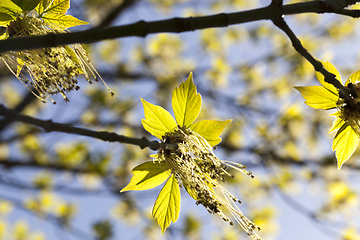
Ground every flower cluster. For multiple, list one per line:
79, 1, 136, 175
160, 126, 260, 237
296, 60, 360, 169
122, 73, 261, 239
0, 0, 113, 103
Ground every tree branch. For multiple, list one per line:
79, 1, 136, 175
270, 5, 353, 104
0, 1, 359, 54
97, 0, 139, 28
0, 104, 169, 151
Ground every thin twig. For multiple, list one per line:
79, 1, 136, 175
0, 104, 163, 150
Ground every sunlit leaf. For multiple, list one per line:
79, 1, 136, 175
152, 174, 181, 234
190, 119, 232, 146
172, 72, 202, 128
332, 123, 359, 169
42, 13, 88, 28
120, 161, 171, 192
329, 112, 345, 134
345, 69, 360, 86
0, 33, 6, 40
0, 16, 12, 28
40, 0, 69, 15
10, 0, 41, 12
141, 98, 177, 139
294, 86, 338, 110
315, 60, 342, 95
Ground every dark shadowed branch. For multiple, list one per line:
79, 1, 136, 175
0, 1, 359, 54
0, 104, 179, 151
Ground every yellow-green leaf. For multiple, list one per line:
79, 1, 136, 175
315, 60, 342, 95
38, 0, 69, 16
141, 98, 177, 139
0, 32, 7, 40
152, 174, 181, 234
0, 12, 13, 27
172, 72, 202, 128
332, 123, 359, 169
345, 69, 360, 86
190, 119, 232, 146
295, 86, 338, 110
10, 0, 41, 12
42, 13, 88, 29
120, 161, 171, 192
329, 112, 345, 134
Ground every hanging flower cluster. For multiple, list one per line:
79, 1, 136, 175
0, 0, 113, 103
121, 73, 261, 239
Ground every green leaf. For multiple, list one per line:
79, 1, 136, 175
120, 161, 171, 192
329, 112, 345, 134
141, 98, 177, 139
332, 123, 359, 169
0, 10, 14, 27
10, 0, 41, 12
38, 0, 69, 16
295, 86, 338, 110
190, 119, 232, 146
0, 32, 7, 40
152, 174, 181, 234
0, 0, 23, 26
315, 60, 342, 95
345, 69, 360, 86
172, 72, 202, 128
42, 13, 88, 28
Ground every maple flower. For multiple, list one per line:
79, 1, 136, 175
295, 60, 360, 169
121, 73, 261, 239
0, 0, 113, 103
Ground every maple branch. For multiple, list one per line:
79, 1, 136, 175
0, 104, 168, 151
270, 1, 353, 104
0, 1, 359, 53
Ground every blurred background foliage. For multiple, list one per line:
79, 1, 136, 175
1, 0, 360, 239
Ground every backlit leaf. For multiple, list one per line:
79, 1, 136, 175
141, 98, 177, 139
172, 72, 202, 128
38, 0, 69, 15
332, 123, 359, 169
42, 13, 88, 29
190, 119, 232, 146
315, 60, 342, 95
152, 174, 181, 234
329, 112, 345, 134
345, 69, 360, 86
10, 0, 41, 12
295, 86, 338, 110
0, 10, 14, 27
120, 161, 171, 192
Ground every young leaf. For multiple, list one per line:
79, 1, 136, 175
0, 33, 7, 40
332, 123, 360, 169
315, 60, 342, 95
10, 0, 41, 12
120, 161, 171, 192
152, 174, 181, 234
329, 112, 345, 134
190, 119, 232, 146
39, 0, 69, 15
141, 98, 177, 139
294, 86, 338, 110
345, 69, 360, 86
172, 72, 202, 128
42, 13, 88, 28
0, 10, 14, 27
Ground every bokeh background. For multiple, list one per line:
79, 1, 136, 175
1, 0, 360, 239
